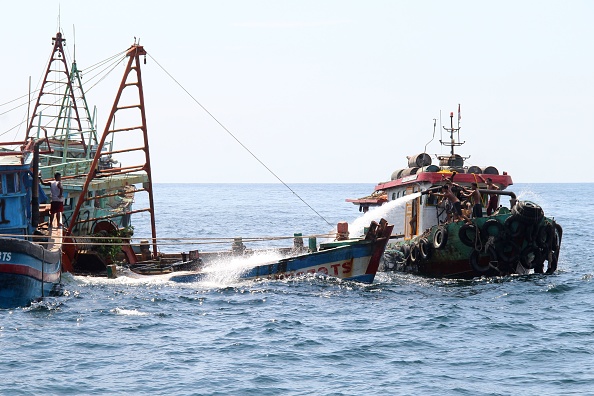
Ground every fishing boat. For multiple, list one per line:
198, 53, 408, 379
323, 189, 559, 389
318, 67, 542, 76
56, 38, 393, 283
170, 218, 393, 284
23, 33, 154, 274
347, 109, 562, 279
0, 141, 62, 308
3, 31, 393, 288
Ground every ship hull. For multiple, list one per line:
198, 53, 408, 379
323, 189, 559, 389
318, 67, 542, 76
0, 240, 61, 308
384, 208, 562, 279
170, 221, 394, 284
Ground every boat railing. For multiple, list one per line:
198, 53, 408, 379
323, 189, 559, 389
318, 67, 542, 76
39, 158, 94, 179
421, 186, 517, 200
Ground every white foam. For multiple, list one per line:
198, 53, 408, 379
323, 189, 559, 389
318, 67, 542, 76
206, 251, 282, 279
111, 307, 148, 316
348, 192, 421, 237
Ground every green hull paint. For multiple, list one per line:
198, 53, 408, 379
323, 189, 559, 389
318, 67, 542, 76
384, 203, 562, 279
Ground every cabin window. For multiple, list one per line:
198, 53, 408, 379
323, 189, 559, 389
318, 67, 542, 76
86, 191, 94, 207
392, 193, 396, 200
397, 192, 400, 198
402, 190, 406, 196
6, 173, 17, 193
95, 189, 105, 208
425, 186, 441, 205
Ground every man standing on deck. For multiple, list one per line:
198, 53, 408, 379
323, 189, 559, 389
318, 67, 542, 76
462, 182, 483, 218
41, 172, 64, 228
485, 177, 500, 215
430, 185, 469, 223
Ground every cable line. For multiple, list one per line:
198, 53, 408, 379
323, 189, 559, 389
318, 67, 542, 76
147, 52, 334, 229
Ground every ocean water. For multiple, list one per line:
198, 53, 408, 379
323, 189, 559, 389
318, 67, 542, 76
1, 183, 592, 395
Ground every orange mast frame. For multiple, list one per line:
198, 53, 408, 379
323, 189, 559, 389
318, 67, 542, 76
65, 43, 158, 259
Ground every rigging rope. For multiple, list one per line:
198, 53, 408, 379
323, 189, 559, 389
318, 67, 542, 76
0, 49, 127, 138
7, 232, 336, 246
0, 100, 31, 118
146, 52, 334, 229
0, 90, 40, 109
83, 49, 128, 74
83, 53, 128, 93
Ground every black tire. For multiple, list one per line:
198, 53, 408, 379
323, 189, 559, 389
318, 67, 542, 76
459, 223, 478, 247
504, 215, 524, 238
519, 245, 543, 270
470, 247, 498, 273
433, 226, 448, 249
545, 223, 563, 274
419, 238, 432, 260
536, 222, 554, 248
496, 239, 520, 264
532, 248, 546, 273
482, 218, 505, 240
410, 243, 420, 263
400, 244, 411, 262
512, 201, 544, 224
553, 224, 562, 252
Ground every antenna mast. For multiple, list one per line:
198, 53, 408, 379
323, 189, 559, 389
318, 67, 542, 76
437, 107, 467, 168
440, 110, 465, 156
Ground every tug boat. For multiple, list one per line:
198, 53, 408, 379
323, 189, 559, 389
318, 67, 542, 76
347, 110, 562, 279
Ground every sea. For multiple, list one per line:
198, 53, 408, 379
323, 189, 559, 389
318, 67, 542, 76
1, 183, 592, 395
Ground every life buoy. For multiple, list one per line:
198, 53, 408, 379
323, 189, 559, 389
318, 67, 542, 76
433, 226, 448, 249
482, 218, 504, 240
504, 215, 524, 238
470, 247, 498, 273
419, 238, 432, 260
459, 223, 478, 247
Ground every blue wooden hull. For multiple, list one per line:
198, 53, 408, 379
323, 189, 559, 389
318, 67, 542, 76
0, 241, 61, 309
241, 239, 385, 283
171, 221, 393, 285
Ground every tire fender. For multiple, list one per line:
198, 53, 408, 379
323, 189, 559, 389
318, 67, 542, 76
433, 226, 448, 249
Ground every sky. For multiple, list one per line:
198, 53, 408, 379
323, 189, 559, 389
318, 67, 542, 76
1, 0, 592, 184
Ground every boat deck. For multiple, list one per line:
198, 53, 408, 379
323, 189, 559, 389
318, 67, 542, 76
47, 220, 63, 252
